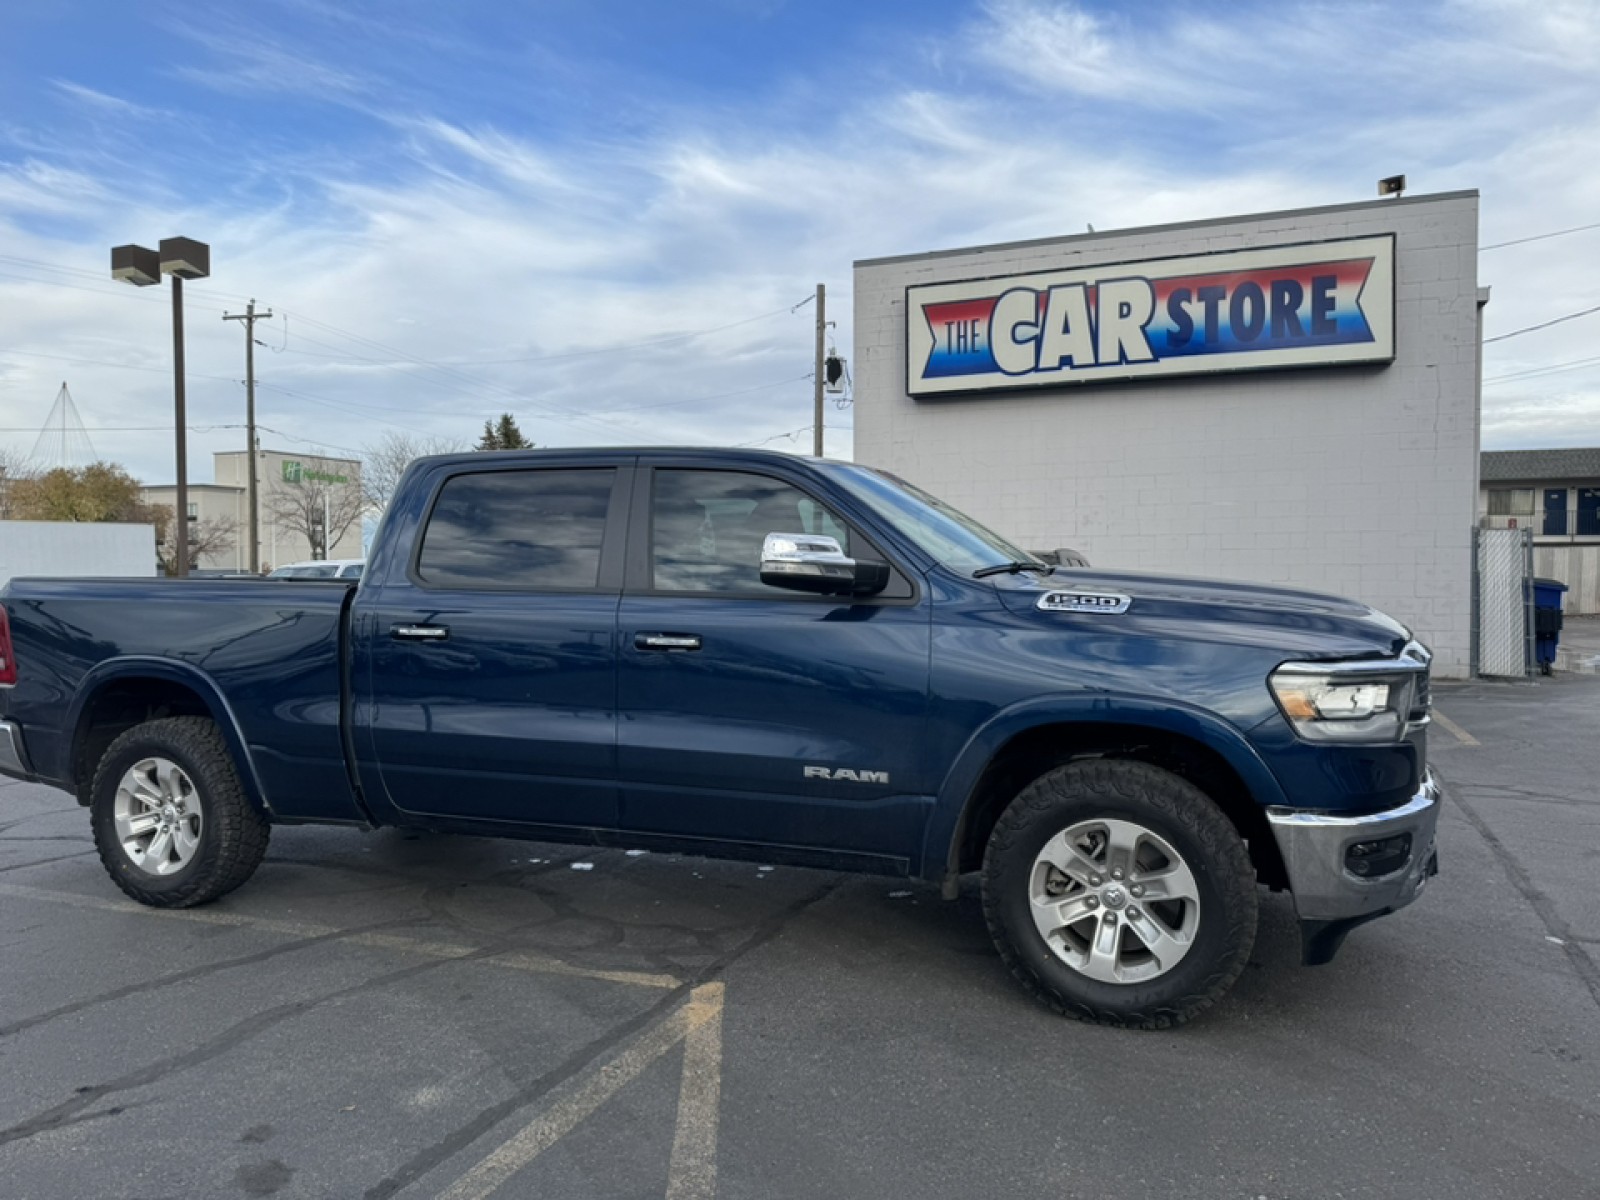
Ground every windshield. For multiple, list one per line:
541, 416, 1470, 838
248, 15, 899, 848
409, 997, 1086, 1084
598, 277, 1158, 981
826, 465, 1039, 575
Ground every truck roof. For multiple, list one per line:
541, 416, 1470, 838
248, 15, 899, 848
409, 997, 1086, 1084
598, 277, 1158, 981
412, 447, 831, 471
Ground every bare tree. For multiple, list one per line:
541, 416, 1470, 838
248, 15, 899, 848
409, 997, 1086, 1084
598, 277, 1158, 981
362, 432, 466, 515
266, 454, 366, 560
152, 510, 240, 575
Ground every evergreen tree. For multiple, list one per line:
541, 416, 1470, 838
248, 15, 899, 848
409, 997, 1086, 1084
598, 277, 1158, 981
476, 413, 532, 451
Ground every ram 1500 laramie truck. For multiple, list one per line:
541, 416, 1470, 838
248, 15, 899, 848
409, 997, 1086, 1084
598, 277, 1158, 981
0, 449, 1439, 1028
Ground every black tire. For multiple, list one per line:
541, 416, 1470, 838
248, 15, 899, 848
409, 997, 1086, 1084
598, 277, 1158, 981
981, 759, 1257, 1030
90, 717, 270, 908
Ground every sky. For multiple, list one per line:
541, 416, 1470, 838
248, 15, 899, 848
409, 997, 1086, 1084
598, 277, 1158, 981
0, 0, 1597, 485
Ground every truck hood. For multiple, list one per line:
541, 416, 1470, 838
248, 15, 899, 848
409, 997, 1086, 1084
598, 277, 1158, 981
993, 567, 1413, 661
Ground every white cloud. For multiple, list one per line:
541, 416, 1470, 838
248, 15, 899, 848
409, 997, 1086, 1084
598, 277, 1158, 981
2, 0, 1599, 490
976, 0, 1131, 98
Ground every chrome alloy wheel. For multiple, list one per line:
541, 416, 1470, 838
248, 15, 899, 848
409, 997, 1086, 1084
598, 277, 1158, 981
1029, 817, 1201, 984
113, 757, 203, 876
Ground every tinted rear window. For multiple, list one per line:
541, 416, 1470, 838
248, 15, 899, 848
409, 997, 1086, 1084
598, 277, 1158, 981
417, 468, 615, 589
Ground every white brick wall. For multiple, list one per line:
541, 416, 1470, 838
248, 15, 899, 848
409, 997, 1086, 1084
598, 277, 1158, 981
853, 193, 1480, 677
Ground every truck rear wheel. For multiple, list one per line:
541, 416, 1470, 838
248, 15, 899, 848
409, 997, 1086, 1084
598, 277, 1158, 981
90, 717, 270, 908
981, 759, 1257, 1029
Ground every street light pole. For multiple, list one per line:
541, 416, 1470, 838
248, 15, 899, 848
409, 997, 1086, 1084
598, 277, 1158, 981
111, 237, 211, 578
170, 274, 189, 577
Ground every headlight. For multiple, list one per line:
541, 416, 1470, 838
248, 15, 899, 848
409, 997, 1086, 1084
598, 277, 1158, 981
1269, 666, 1420, 743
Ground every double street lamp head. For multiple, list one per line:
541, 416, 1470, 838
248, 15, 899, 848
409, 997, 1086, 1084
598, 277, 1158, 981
109, 243, 161, 287
109, 235, 210, 579
109, 237, 210, 286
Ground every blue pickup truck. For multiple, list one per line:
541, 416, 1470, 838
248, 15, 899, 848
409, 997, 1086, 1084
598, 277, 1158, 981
0, 448, 1439, 1028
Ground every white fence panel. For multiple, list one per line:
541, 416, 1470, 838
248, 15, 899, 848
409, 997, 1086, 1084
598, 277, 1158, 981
1475, 527, 1531, 677
1533, 544, 1600, 615
0, 521, 157, 588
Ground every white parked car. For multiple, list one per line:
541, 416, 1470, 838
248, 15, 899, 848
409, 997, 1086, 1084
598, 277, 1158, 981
267, 559, 364, 580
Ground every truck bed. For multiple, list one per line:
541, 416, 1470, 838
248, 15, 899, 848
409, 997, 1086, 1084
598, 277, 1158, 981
0, 577, 364, 824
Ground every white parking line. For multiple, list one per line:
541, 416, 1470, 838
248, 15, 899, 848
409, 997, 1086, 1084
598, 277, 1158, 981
1432, 710, 1481, 747
0, 881, 680, 991
436, 983, 726, 1200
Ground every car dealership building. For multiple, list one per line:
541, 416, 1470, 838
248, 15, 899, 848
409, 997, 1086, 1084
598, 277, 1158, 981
852, 191, 1484, 677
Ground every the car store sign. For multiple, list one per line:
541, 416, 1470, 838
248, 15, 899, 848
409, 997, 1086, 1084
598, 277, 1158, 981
905, 235, 1395, 396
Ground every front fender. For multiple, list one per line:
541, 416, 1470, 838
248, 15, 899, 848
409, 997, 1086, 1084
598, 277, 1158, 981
66, 656, 274, 817
920, 693, 1288, 883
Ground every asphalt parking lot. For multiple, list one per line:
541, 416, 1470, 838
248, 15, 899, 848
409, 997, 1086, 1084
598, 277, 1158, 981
2, 676, 1598, 1200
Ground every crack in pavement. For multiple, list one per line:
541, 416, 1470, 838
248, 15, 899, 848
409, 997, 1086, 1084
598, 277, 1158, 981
361, 874, 844, 1200
1448, 781, 1599, 810
0, 849, 96, 875
0, 807, 84, 835
1450, 789, 1600, 1012
0, 938, 522, 1151
0, 913, 432, 1040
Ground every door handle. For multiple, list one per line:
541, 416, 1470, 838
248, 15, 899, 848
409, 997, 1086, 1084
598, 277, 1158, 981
392, 624, 450, 641
634, 633, 702, 652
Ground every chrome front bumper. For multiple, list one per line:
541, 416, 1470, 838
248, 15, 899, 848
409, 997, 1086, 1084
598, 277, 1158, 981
0, 719, 35, 781
1266, 769, 1441, 924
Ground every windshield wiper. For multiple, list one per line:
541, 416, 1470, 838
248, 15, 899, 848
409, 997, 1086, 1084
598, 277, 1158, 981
972, 561, 1056, 579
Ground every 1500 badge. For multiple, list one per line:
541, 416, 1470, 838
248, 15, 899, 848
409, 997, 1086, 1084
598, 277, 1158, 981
1037, 590, 1133, 614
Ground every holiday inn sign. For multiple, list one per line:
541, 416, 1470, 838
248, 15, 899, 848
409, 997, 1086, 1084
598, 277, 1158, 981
281, 460, 351, 485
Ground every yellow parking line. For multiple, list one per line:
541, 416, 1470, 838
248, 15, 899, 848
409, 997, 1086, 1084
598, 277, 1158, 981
437, 983, 726, 1200
666, 981, 725, 1200
0, 881, 679, 991
1432, 710, 1480, 747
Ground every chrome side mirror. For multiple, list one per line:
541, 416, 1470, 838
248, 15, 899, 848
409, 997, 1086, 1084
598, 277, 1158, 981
760, 533, 887, 597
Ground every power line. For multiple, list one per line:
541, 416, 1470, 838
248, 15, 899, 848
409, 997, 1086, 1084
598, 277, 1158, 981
252, 380, 454, 427
1483, 303, 1600, 345
1481, 221, 1600, 252
0, 269, 183, 309
736, 424, 813, 448
1483, 354, 1600, 386
255, 424, 367, 457
0, 347, 239, 385
428, 303, 810, 366
1, 256, 810, 413
589, 374, 812, 416
2, 254, 831, 440
0, 254, 253, 308
0, 424, 246, 433
273, 309, 683, 440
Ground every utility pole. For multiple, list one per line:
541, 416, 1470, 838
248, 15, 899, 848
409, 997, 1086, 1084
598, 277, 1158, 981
812, 283, 826, 457
223, 299, 272, 573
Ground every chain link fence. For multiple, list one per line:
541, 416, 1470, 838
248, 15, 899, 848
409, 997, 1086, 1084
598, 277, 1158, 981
1472, 527, 1533, 677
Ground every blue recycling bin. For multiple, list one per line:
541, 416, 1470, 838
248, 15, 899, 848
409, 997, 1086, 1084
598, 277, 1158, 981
1532, 577, 1568, 675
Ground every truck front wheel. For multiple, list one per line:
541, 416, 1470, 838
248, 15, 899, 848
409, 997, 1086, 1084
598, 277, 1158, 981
89, 717, 270, 908
981, 759, 1257, 1029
